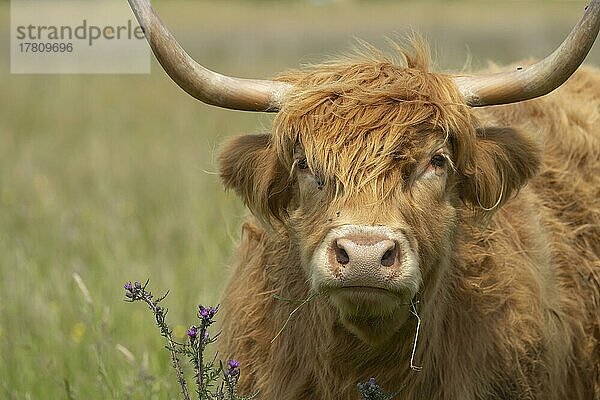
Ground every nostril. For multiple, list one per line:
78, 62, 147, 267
380, 245, 397, 267
334, 241, 350, 265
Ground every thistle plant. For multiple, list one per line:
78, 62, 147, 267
123, 280, 254, 400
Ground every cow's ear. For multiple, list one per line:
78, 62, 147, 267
459, 127, 540, 218
219, 134, 292, 225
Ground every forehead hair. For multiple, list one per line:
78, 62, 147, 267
272, 40, 479, 199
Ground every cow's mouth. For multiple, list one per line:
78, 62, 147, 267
333, 285, 398, 298
327, 285, 407, 318
327, 286, 412, 344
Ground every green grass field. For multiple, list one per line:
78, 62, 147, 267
1, 1, 598, 398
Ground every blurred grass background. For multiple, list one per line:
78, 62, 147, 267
0, 1, 598, 399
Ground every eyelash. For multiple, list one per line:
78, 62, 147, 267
297, 158, 309, 170
295, 157, 326, 189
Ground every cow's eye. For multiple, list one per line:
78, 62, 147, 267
430, 154, 446, 168
297, 158, 309, 170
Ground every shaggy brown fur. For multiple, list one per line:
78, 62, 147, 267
217, 43, 600, 399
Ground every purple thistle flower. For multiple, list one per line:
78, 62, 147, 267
124, 282, 133, 291
226, 359, 240, 376
187, 326, 198, 340
198, 305, 218, 321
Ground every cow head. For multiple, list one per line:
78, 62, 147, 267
218, 46, 540, 342
127, 0, 600, 343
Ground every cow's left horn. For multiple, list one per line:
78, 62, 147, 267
454, 0, 600, 107
127, 0, 291, 112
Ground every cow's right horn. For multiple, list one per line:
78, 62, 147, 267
127, 0, 291, 112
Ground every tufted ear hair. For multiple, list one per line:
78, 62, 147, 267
459, 127, 541, 218
219, 134, 292, 226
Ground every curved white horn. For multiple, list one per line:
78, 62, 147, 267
127, 0, 292, 112
454, 0, 600, 107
